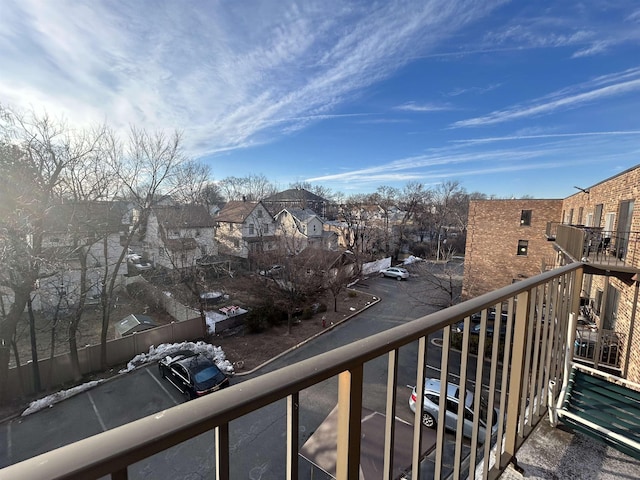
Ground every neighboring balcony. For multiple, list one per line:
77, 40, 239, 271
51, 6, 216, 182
2, 263, 638, 479
547, 223, 640, 272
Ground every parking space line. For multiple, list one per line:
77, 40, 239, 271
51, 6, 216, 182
7, 422, 12, 461
87, 391, 107, 432
146, 367, 179, 405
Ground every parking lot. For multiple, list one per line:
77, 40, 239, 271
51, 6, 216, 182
0, 364, 199, 468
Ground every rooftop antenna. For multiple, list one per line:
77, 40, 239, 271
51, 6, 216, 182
573, 186, 590, 194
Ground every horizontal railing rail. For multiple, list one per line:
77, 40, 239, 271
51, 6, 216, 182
0, 263, 584, 480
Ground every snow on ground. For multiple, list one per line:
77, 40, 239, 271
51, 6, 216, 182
120, 340, 234, 374
21, 341, 233, 417
402, 255, 424, 265
21, 381, 103, 416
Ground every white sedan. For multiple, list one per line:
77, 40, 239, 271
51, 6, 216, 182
379, 267, 409, 280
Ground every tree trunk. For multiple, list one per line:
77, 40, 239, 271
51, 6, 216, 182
0, 287, 32, 403
69, 248, 88, 381
27, 297, 42, 392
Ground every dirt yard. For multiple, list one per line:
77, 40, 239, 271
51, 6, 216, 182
207, 286, 378, 372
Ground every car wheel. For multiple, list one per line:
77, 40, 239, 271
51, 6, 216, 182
422, 412, 436, 428
380, 272, 385, 277
396, 275, 402, 281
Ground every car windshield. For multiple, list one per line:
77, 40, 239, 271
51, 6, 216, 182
194, 365, 222, 384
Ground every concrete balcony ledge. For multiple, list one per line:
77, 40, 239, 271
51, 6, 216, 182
499, 419, 640, 480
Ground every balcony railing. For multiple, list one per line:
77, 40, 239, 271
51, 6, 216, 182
1, 263, 585, 480
552, 223, 640, 269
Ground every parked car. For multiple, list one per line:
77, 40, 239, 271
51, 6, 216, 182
453, 308, 508, 336
159, 350, 230, 399
379, 267, 409, 280
408, 378, 499, 443
133, 261, 153, 271
259, 264, 285, 277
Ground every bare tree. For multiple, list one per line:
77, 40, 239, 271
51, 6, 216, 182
219, 173, 277, 201
170, 159, 212, 205
97, 127, 187, 369
0, 105, 106, 396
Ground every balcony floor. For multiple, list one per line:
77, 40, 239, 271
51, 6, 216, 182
499, 418, 640, 479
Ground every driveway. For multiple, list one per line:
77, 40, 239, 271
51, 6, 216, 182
0, 264, 461, 478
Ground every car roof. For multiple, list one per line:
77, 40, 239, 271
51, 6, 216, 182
424, 378, 472, 407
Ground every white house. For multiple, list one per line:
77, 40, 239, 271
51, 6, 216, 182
274, 208, 338, 253
141, 205, 218, 269
214, 200, 277, 258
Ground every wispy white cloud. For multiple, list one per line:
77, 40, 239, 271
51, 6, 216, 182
0, 0, 505, 157
395, 101, 454, 112
447, 83, 502, 97
306, 132, 640, 189
453, 130, 640, 145
452, 68, 640, 128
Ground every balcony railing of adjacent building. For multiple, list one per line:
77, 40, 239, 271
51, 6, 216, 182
547, 223, 640, 270
1, 263, 587, 480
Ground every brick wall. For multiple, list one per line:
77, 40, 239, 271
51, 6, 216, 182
562, 165, 640, 382
462, 165, 640, 382
463, 199, 562, 298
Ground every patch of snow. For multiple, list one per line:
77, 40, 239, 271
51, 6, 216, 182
119, 340, 234, 375
22, 380, 103, 416
21, 341, 234, 417
402, 255, 423, 265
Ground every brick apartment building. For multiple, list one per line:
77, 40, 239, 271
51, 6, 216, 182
463, 199, 563, 298
463, 165, 640, 382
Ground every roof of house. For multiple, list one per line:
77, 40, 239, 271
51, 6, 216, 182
115, 314, 158, 336
215, 200, 263, 223
154, 205, 214, 229
263, 188, 328, 204
43, 201, 126, 234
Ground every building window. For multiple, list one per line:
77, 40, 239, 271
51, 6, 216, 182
595, 289, 603, 315
594, 204, 603, 228
577, 207, 583, 225
257, 209, 263, 218
233, 239, 240, 248
520, 210, 532, 226
517, 240, 528, 256
249, 223, 254, 235
585, 213, 593, 227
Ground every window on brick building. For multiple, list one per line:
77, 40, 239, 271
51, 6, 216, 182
517, 240, 528, 256
520, 210, 532, 226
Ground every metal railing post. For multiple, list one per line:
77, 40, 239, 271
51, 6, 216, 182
503, 291, 530, 465
287, 393, 299, 480
336, 366, 363, 480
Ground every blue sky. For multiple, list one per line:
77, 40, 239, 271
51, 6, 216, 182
1, 1, 639, 199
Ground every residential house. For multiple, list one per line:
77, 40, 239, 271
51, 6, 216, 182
214, 200, 277, 259
274, 207, 338, 253
262, 188, 336, 220
463, 165, 640, 383
33, 201, 128, 310
141, 205, 217, 270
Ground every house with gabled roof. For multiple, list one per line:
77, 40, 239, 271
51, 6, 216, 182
142, 205, 217, 269
274, 207, 338, 253
262, 188, 336, 220
214, 200, 277, 259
